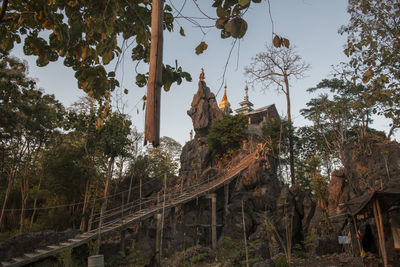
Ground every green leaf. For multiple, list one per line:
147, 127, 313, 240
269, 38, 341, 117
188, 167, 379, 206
195, 41, 208, 55
239, 0, 251, 6
216, 17, 228, 29
164, 81, 172, 92
224, 18, 248, 39
216, 6, 229, 17
221, 30, 231, 39
179, 27, 185, 37
102, 50, 114, 65
136, 74, 147, 87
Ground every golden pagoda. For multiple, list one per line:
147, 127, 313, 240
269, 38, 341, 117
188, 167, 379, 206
219, 84, 232, 114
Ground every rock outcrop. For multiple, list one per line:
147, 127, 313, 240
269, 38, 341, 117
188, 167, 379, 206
180, 81, 223, 182
187, 81, 223, 138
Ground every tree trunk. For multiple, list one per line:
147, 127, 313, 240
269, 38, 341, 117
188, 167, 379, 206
0, 163, 19, 229
19, 161, 30, 233
284, 75, 295, 185
0, 175, 14, 229
144, 0, 164, 147
80, 179, 90, 231
96, 156, 114, 254
126, 169, 134, 211
30, 176, 41, 229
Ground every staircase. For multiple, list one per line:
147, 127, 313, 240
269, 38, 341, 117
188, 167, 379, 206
1, 152, 256, 267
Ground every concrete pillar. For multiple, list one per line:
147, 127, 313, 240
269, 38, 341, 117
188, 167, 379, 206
155, 213, 162, 266
206, 193, 217, 250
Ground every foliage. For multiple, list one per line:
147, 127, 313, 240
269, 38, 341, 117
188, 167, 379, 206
0, 0, 192, 99
222, 236, 239, 249
207, 114, 248, 158
126, 239, 146, 266
339, 0, 400, 134
265, 208, 293, 264
146, 136, 182, 180
273, 253, 289, 267
57, 248, 74, 267
0, 0, 263, 102
0, 56, 65, 230
261, 117, 289, 156
0, 59, 138, 233
301, 78, 377, 165
98, 112, 132, 158
88, 240, 100, 257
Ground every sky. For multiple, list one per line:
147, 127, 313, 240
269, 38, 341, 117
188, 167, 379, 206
10, 0, 396, 146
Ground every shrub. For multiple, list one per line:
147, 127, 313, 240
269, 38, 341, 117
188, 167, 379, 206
207, 114, 248, 158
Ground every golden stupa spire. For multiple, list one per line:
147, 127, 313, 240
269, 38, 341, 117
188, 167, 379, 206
219, 84, 231, 110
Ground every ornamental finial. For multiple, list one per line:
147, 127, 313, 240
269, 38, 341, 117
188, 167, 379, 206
199, 68, 205, 81
244, 84, 249, 101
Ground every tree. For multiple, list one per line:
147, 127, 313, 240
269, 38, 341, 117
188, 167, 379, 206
261, 117, 291, 182
207, 114, 248, 158
0, 56, 64, 230
301, 78, 375, 166
261, 117, 289, 156
295, 126, 331, 205
95, 111, 132, 253
146, 136, 182, 181
245, 44, 310, 185
340, 0, 400, 138
0, 0, 262, 146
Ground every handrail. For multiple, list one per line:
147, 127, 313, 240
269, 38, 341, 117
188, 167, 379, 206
1, 151, 257, 267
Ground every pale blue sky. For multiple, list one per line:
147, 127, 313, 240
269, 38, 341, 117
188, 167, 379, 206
10, 0, 395, 145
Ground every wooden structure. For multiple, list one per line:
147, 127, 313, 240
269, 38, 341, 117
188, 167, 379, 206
339, 189, 400, 267
144, 0, 164, 146
0, 152, 257, 267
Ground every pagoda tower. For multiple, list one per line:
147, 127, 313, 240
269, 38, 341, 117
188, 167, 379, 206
219, 84, 232, 115
235, 84, 254, 114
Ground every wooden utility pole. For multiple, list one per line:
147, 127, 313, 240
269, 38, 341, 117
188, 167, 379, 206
155, 213, 162, 266
242, 200, 249, 267
160, 173, 167, 261
224, 183, 229, 225
145, 0, 164, 147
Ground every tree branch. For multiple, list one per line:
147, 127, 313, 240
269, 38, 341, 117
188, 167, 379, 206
0, 0, 9, 23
